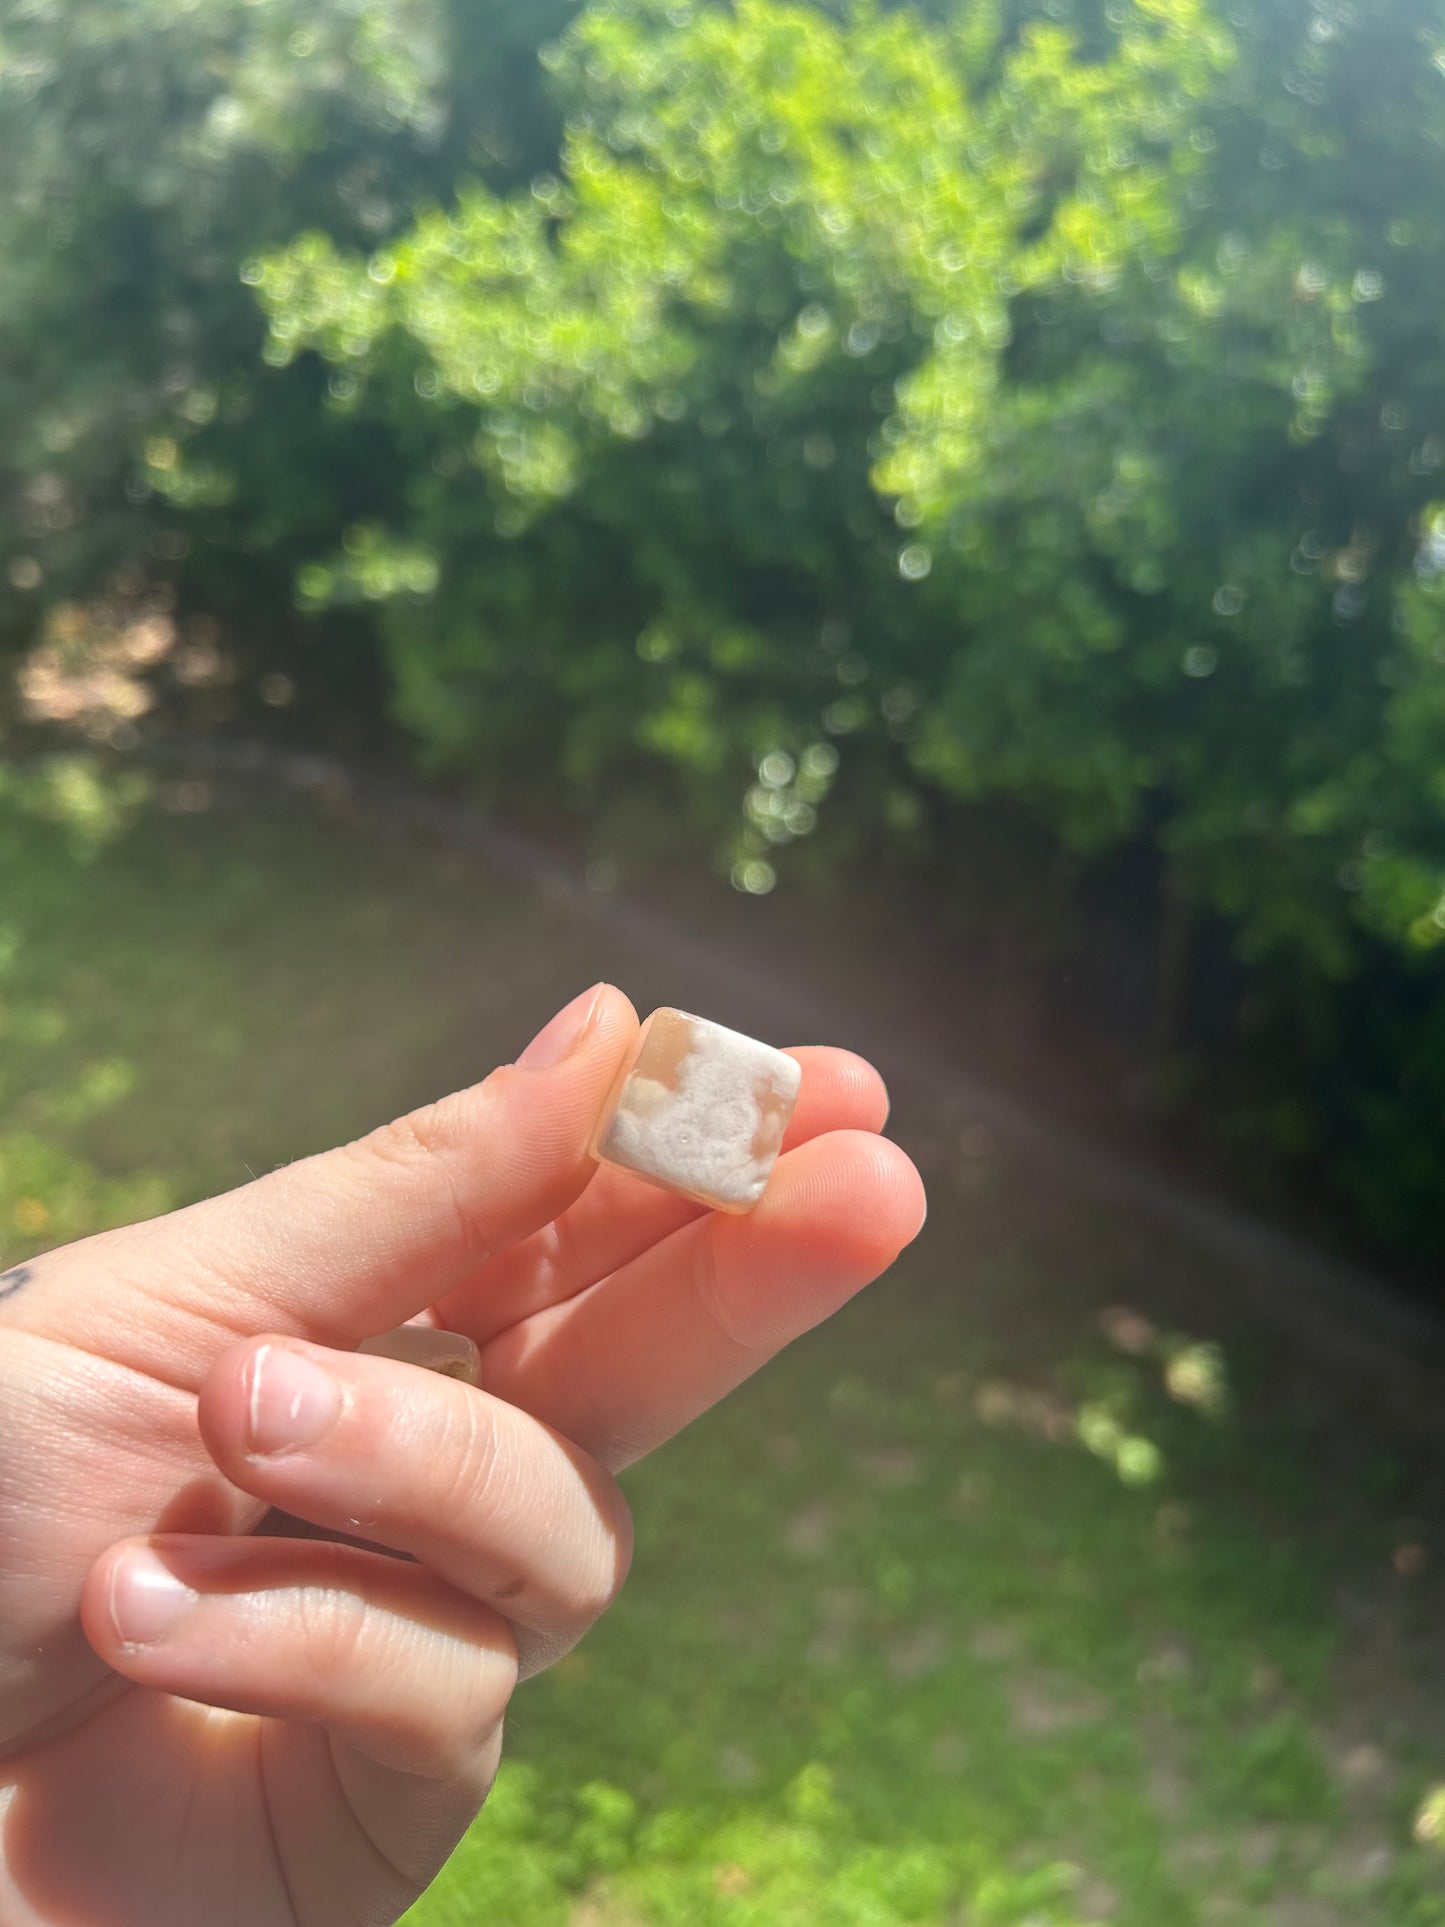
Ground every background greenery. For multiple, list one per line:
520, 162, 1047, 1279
7, 0, 1445, 1264
7, 8, 1445, 1914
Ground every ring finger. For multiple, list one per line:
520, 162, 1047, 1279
82, 1533, 518, 1784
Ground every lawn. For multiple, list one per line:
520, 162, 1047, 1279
3, 755, 1443, 1926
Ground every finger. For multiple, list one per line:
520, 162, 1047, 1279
478, 1129, 926, 1470
81, 1534, 517, 1786
196, 1337, 632, 1656
433, 1045, 891, 1344
788, 1047, 890, 1145
22, 984, 639, 1383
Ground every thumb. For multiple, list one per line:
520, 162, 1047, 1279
23, 984, 637, 1382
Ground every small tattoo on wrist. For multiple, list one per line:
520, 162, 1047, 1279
0, 1266, 34, 1303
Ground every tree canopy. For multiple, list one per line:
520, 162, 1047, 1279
5, 0, 1445, 1263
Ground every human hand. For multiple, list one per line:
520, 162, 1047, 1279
0, 984, 924, 1926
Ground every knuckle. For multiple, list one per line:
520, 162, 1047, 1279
297, 1570, 372, 1686
345, 1092, 493, 1264
433, 1622, 519, 1783
569, 1471, 635, 1624
350, 1103, 448, 1176
574, 1543, 627, 1624
570, 1557, 619, 1626
430, 1391, 505, 1519
487, 1616, 521, 1695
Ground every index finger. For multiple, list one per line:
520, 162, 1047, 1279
18, 985, 639, 1384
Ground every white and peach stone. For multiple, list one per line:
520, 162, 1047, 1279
590, 1007, 801, 1212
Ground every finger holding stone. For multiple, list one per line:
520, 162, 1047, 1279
478, 1127, 926, 1470
196, 1337, 632, 1645
81, 1533, 518, 1785
433, 1044, 891, 1344
13, 983, 639, 1383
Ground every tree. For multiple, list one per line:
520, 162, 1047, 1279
8, 0, 1445, 1261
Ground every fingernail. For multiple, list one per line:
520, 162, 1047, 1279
108, 1548, 195, 1646
515, 984, 605, 1072
357, 1324, 482, 1385
245, 1343, 341, 1455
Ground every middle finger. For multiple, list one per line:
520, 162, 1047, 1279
197, 1336, 632, 1662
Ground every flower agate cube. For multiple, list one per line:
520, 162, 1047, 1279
589, 1007, 802, 1212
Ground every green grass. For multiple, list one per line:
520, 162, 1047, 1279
3, 756, 1443, 1927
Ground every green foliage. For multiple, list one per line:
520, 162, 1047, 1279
0, 0, 580, 672
8, 0, 1445, 1260
254, 0, 1234, 849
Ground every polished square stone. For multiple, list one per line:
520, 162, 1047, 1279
590, 1007, 801, 1212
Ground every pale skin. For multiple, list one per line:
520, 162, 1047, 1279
0, 983, 925, 1926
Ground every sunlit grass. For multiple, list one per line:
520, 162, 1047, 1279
3, 763, 1442, 1927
